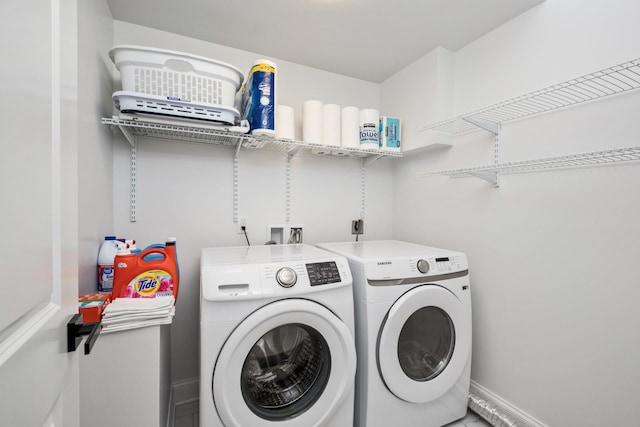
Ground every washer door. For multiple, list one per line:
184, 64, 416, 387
213, 299, 356, 426
378, 285, 471, 403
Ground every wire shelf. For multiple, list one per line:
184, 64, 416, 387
420, 58, 640, 135
418, 145, 640, 182
102, 117, 402, 159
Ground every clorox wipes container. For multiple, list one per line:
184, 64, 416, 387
241, 59, 277, 136
111, 238, 179, 300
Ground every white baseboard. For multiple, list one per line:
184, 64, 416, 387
470, 381, 549, 427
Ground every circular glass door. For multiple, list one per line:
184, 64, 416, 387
213, 299, 356, 426
398, 306, 455, 382
241, 324, 331, 420
378, 285, 471, 403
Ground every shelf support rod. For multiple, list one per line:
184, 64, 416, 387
364, 154, 385, 166
493, 123, 501, 188
129, 141, 137, 222
462, 117, 502, 187
360, 159, 366, 219
117, 123, 136, 148
233, 141, 241, 223
467, 170, 498, 186
286, 153, 293, 223
462, 117, 500, 135
288, 145, 305, 159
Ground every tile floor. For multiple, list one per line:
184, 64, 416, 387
173, 402, 490, 427
445, 410, 491, 427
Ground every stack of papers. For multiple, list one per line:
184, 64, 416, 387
101, 296, 175, 333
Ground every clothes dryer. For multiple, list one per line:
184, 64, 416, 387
200, 244, 357, 427
317, 240, 472, 427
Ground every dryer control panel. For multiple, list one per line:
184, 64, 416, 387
363, 253, 468, 281
410, 256, 464, 274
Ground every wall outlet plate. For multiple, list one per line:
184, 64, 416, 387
267, 224, 304, 244
352, 219, 364, 234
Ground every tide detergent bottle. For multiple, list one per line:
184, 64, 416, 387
112, 238, 179, 300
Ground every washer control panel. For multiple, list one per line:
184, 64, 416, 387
306, 261, 341, 286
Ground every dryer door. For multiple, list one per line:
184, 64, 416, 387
377, 284, 471, 403
213, 299, 356, 426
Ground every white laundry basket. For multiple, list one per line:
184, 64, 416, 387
109, 45, 244, 107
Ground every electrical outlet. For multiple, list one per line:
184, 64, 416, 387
351, 219, 364, 234
237, 216, 248, 234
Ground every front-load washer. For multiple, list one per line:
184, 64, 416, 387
200, 244, 357, 427
317, 240, 472, 427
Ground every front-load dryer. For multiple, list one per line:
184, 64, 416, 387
317, 240, 472, 427
200, 244, 357, 427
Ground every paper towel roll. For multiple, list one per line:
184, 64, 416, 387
322, 104, 341, 146
359, 108, 380, 150
341, 106, 360, 149
276, 105, 295, 140
303, 100, 323, 144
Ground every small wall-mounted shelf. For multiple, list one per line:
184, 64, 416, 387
418, 57, 640, 185
103, 116, 401, 222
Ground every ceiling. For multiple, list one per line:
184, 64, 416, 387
106, 0, 545, 83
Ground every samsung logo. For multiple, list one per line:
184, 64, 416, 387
377, 261, 392, 265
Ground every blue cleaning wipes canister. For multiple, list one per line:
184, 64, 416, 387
241, 59, 277, 136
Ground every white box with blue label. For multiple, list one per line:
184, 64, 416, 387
379, 116, 401, 151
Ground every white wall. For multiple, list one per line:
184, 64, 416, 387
110, 21, 394, 383
381, 47, 455, 152
77, 0, 115, 295
389, 1, 640, 426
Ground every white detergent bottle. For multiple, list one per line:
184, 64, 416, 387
98, 235, 119, 292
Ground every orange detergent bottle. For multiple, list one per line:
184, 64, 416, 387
112, 238, 179, 300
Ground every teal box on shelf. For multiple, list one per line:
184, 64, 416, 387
379, 116, 401, 151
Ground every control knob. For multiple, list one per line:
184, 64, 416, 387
417, 259, 430, 274
276, 267, 297, 288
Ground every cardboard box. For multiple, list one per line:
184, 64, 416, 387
79, 293, 111, 323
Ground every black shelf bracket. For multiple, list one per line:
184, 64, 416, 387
67, 314, 101, 355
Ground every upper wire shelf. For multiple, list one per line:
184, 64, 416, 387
420, 58, 640, 134
102, 116, 402, 160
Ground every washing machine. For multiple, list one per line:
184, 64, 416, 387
317, 240, 472, 427
200, 244, 357, 427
